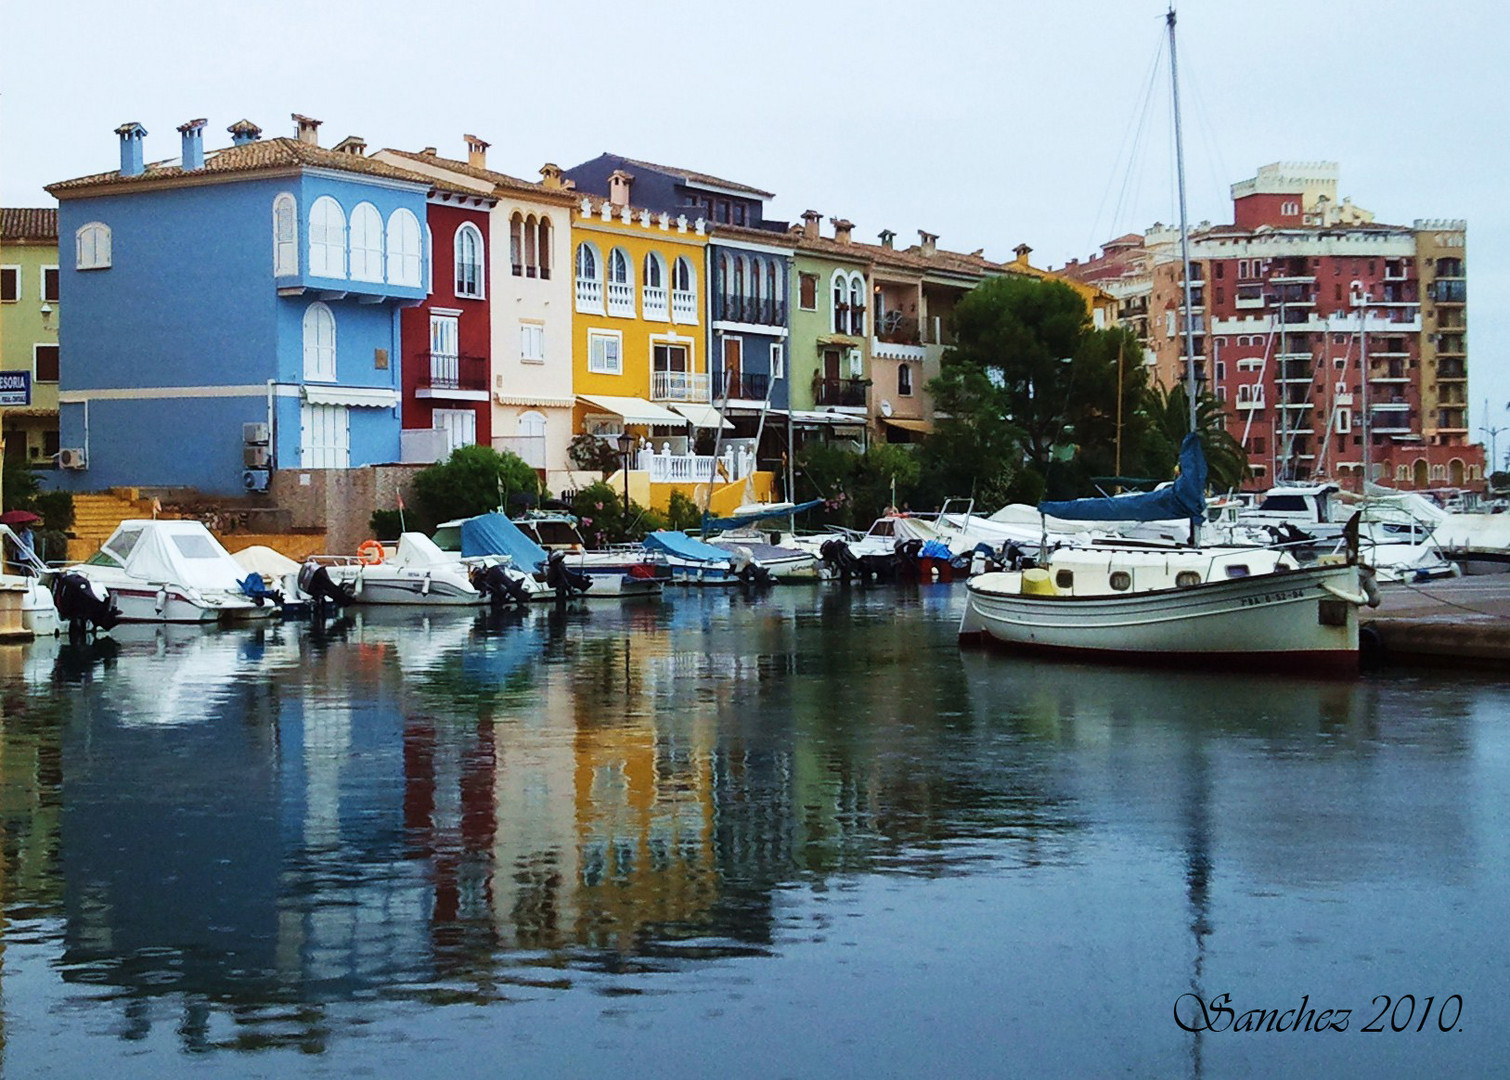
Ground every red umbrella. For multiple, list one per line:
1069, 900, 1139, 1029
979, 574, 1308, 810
0, 510, 42, 527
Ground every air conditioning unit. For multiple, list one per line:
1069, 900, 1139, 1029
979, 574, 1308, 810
58, 447, 87, 469
243, 445, 271, 468
242, 421, 270, 445
243, 468, 270, 493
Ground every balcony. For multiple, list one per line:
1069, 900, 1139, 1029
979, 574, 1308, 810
1430, 280, 1466, 304
642, 284, 669, 321
715, 371, 770, 401
672, 289, 698, 324
1437, 359, 1467, 380
716, 294, 787, 326
651, 370, 710, 403
1235, 284, 1265, 309
607, 279, 635, 317
575, 275, 603, 312
1277, 361, 1313, 383
415, 352, 489, 400
813, 377, 868, 408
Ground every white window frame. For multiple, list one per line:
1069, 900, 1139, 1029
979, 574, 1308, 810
40, 264, 59, 303
831, 270, 847, 334
575, 241, 604, 314
302, 301, 337, 382
386, 207, 422, 287
848, 273, 865, 336
273, 192, 299, 277
454, 222, 485, 299
898, 362, 913, 397
671, 256, 697, 324
432, 407, 477, 451
588, 329, 623, 375
308, 197, 346, 279
770, 342, 785, 381
1, 264, 19, 302
1335, 409, 1352, 434
75, 222, 112, 270
607, 246, 635, 317
520, 321, 545, 363
347, 202, 384, 283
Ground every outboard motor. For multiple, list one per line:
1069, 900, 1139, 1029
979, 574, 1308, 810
819, 537, 863, 581
728, 545, 774, 587
1001, 542, 1035, 572
544, 551, 593, 599
470, 563, 533, 608
51, 572, 121, 638
298, 560, 352, 615
892, 538, 925, 581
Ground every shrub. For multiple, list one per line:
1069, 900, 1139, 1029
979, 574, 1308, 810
666, 490, 703, 532
567, 433, 621, 478
412, 445, 539, 529
369, 509, 405, 540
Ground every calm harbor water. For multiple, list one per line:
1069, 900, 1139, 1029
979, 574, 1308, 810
0, 586, 1507, 1079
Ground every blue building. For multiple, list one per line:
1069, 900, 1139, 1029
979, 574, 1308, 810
562, 154, 793, 436
46, 116, 436, 494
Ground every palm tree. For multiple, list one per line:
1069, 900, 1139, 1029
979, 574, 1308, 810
1146, 384, 1249, 492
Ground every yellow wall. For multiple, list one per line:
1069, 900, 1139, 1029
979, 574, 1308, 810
570, 202, 709, 407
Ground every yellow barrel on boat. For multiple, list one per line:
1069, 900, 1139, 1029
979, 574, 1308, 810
1021, 568, 1056, 596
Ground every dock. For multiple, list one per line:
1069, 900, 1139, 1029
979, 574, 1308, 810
1365, 576, 1510, 670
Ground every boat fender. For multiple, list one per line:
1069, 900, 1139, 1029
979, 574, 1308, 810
1320, 582, 1369, 606
421, 572, 432, 596
1360, 568, 1381, 608
357, 539, 385, 566
155, 587, 168, 615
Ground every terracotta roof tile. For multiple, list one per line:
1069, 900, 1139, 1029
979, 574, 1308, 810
46, 138, 446, 196
0, 207, 58, 241
705, 221, 796, 248
378, 149, 580, 205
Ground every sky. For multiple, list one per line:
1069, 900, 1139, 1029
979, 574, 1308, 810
3, 0, 1506, 468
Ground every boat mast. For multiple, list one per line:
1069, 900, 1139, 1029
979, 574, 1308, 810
1168, 6, 1199, 437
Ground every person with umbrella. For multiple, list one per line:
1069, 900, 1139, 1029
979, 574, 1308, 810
0, 509, 41, 575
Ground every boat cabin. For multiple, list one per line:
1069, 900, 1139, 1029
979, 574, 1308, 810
1242, 484, 1340, 527
1006, 546, 1299, 598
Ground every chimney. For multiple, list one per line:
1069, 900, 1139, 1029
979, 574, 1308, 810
292, 113, 322, 146
608, 169, 634, 208
800, 210, 822, 241
177, 118, 206, 171
115, 122, 148, 178
830, 217, 854, 245
878, 229, 895, 249
1013, 242, 1033, 264
332, 135, 367, 156
464, 134, 489, 169
420, 146, 437, 156
227, 119, 262, 146
918, 230, 939, 256
539, 162, 564, 189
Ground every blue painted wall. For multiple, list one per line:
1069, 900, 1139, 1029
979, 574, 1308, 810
710, 243, 791, 411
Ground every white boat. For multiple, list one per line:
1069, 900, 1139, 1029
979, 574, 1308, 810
1431, 511, 1510, 576
314, 532, 506, 606
709, 532, 819, 580
65, 520, 278, 623
1, 524, 61, 635
435, 513, 662, 599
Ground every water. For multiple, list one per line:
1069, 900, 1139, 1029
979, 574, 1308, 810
1, 587, 1507, 1078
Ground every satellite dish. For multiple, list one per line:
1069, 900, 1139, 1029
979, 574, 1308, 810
880, 399, 893, 417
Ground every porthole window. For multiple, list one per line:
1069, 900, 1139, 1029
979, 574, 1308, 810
1109, 571, 1131, 591
1055, 569, 1074, 590
1175, 570, 1202, 588
1224, 564, 1251, 579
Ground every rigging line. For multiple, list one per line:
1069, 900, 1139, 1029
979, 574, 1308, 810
1385, 582, 1510, 622
1093, 27, 1168, 250
1111, 40, 1166, 239
1178, 36, 1231, 216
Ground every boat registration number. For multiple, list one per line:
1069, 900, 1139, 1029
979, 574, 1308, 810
1239, 588, 1307, 607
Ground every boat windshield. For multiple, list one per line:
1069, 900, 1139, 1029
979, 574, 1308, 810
172, 533, 224, 559
98, 527, 144, 565
520, 520, 585, 549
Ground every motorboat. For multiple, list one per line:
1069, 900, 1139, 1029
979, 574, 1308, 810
959, 435, 1375, 675
312, 532, 524, 606
708, 531, 819, 580
1, 523, 60, 635
436, 513, 662, 599
642, 530, 774, 585
64, 520, 278, 623
1237, 482, 1347, 547
1430, 511, 1510, 576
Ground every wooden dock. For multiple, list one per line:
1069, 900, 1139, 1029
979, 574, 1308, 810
1365, 576, 1510, 669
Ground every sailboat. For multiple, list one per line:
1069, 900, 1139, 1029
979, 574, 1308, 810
958, 8, 1376, 675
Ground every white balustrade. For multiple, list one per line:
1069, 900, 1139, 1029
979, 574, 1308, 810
607, 279, 635, 316
642, 285, 669, 320
636, 446, 756, 484
575, 276, 603, 310
671, 289, 697, 323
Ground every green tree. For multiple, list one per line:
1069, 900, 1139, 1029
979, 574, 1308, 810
412, 445, 540, 530
1144, 383, 1249, 493
567, 433, 621, 478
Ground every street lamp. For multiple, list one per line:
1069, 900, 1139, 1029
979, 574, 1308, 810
616, 430, 634, 519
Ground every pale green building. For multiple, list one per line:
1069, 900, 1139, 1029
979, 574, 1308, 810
1, 208, 60, 464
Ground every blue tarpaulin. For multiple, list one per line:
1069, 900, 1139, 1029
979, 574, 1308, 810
702, 499, 826, 534
460, 513, 549, 570
643, 531, 732, 563
1038, 432, 1208, 525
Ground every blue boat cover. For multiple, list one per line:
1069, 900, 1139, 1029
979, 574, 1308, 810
643, 530, 731, 563
1038, 433, 1208, 524
459, 513, 549, 570
702, 499, 826, 534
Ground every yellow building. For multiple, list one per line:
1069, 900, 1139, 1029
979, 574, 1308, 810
1, 209, 60, 464
1005, 243, 1120, 330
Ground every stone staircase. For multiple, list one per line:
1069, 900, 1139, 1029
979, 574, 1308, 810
66, 489, 175, 561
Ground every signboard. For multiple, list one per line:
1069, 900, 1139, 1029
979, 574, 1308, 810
0, 371, 31, 407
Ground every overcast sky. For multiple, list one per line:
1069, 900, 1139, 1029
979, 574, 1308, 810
4, 0, 1505, 465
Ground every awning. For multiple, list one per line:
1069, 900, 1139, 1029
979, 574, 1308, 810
577, 394, 688, 426
883, 417, 933, 434
304, 385, 400, 408
671, 403, 733, 430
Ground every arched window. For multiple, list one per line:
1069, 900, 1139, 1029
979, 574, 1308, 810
607, 246, 634, 315
273, 194, 298, 276
645, 252, 665, 289
385, 208, 421, 287
898, 364, 913, 396
575, 241, 602, 312
537, 217, 552, 280
733, 258, 745, 307
425, 225, 433, 293
348, 202, 383, 282
643, 251, 668, 319
672, 256, 696, 323
454, 223, 484, 298
308, 196, 346, 278
302, 302, 336, 381
832, 271, 847, 334
525, 215, 539, 278
510, 213, 524, 276
76, 221, 112, 270
849, 274, 865, 336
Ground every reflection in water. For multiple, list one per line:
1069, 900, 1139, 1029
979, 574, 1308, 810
0, 589, 1505, 1075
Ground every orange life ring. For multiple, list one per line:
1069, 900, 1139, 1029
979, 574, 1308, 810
357, 539, 385, 565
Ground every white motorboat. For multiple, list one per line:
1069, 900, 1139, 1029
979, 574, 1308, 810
0, 524, 60, 635
434, 513, 662, 599
709, 531, 819, 580
65, 520, 278, 623
1431, 511, 1510, 576
314, 532, 513, 606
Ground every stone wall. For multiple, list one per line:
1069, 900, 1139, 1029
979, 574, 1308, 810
268, 464, 426, 554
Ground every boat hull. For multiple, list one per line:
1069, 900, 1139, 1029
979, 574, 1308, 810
91, 583, 273, 623
326, 567, 485, 606
959, 563, 1362, 675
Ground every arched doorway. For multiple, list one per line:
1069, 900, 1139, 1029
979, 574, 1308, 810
1449, 458, 1465, 486
1412, 459, 1429, 488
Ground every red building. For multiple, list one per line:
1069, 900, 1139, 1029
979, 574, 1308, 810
401, 189, 496, 456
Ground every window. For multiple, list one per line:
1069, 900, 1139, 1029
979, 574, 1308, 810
1335, 409, 1351, 434
432, 408, 477, 450
848, 275, 865, 335
425, 225, 433, 292
520, 322, 545, 363
0, 266, 17, 301
537, 217, 552, 280
386, 208, 422, 287
518, 411, 547, 467
454, 223, 484, 298
671, 257, 696, 323
799, 272, 817, 310
308, 197, 345, 278
429, 313, 459, 388
524, 215, 541, 279
575, 242, 603, 312
273, 193, 298, 276
347, 202, 383, 282
300, 402, 349, 468
34, 344, 59, 382
1110, 571, 1131, 591
898, 363, 913, 396
302, 301, 336, 381
588, 331, 622, 374
607, 246, 634, 316
75, 222, 112, 270
510, 213, 524, 276
831, 272, 847, 333
642, 251, 669, 319
770, 343, 785, 381
644, 251, 664, 288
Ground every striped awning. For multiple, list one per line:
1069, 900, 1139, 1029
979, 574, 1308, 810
577, 395, 688, 426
